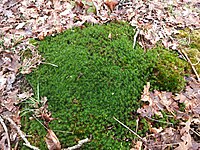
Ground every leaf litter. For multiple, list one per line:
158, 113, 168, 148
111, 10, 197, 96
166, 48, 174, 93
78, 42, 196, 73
136, 80, 200, 149
0, 0, 199, 149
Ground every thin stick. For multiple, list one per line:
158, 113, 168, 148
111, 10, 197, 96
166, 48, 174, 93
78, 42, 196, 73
190, 128, 200, 137
62, 138, 90, 150
181, 49, 200, 82
4, 116, 40, 150
113, 117, 145, 142
133, 28, 140, 49
0, 116, 11, 150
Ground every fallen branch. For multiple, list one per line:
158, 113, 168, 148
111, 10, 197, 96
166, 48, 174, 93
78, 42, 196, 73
62, 138, 90, 150
0, 115, 11, 150
3, 116, 40, 150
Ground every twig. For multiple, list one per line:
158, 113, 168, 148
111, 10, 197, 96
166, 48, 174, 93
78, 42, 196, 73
14, 141, 19, 150
6, 0, 21, 9
181, 49, 200, 82
133, 28, 140, 49
4, 116, 40, 150
62, 138, 90, 150
113, 117, 145, 142
190, 128, 200, 137
148, 142, 179, 148
0, 116, 11, 150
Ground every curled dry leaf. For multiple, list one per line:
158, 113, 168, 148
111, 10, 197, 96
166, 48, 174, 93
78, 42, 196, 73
45, 129, 61, 150
150, 127, 163, 134
104, 0, 118, 12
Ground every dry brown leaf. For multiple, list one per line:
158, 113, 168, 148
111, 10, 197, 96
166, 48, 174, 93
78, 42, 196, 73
104, 0, 118, 12
141, 82, 152, 105
150, 127, 163, 134
175, 141, 190, 150
174, 118, 193, 150
45, 129, 61, 150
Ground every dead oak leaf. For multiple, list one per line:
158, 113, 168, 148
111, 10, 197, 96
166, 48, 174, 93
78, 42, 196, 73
180, 118, 191, 135
175, 118, 193, 150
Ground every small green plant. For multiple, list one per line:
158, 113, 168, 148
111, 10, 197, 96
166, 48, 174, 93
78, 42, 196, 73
178, 102, 186, 112
24, 22, 189, 149
20, 83, 48, 149
151, 111, 179, 129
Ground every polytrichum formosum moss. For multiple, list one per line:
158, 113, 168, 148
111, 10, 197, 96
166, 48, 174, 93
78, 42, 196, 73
24, 22, 189, 149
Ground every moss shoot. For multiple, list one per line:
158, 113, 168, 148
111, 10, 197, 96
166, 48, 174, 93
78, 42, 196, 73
24, 22, 189, 149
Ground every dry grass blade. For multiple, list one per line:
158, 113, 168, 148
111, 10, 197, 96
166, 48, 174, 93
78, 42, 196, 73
133, 28, 140, 49
181, 49, 200, 82
113, 117, 145, 142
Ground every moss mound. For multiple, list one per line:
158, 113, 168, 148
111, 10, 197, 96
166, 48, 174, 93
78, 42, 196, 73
24, 22, 189, 149
176, 29, 200, 75
150, 49, 189, 92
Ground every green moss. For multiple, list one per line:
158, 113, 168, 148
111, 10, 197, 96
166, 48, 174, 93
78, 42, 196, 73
20, 117, 47, 149
24, 22, 189, 149
176, 29, 200, 75
150, 48, 190, 92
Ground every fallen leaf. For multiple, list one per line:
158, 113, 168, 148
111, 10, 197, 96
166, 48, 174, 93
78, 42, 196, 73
150, 127, 163, 134
45, 129, 61, 150
104, 0, 118, 12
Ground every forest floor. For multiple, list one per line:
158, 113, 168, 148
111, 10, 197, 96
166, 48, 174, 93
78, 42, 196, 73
0, 0, 200, 149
